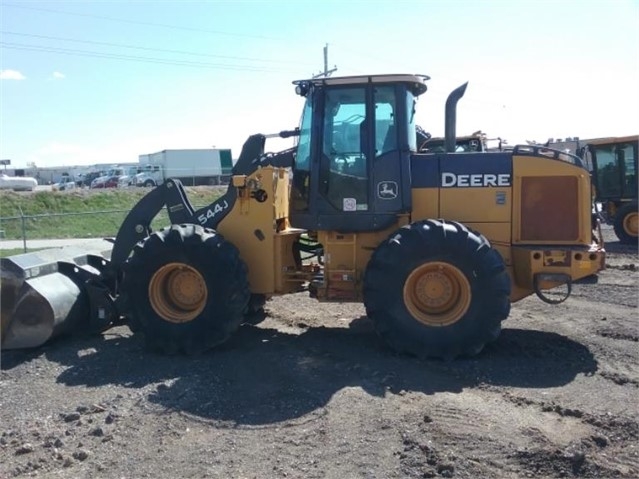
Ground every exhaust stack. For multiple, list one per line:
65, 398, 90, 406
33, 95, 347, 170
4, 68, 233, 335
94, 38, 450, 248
445, 82, 469, 153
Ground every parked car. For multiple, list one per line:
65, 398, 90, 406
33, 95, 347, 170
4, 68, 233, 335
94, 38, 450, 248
90, 166, 138, 189
135, 171, 159, 187
52, 176, 77, 192
116, 166, 141, 187
117, 175, 134, 188
79, 171, 105, 188
0, 173, 38, 191
134, 165, 163, 187
91, 175, 121, 189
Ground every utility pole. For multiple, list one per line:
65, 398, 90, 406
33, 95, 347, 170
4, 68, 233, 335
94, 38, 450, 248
312, 43, 337, 79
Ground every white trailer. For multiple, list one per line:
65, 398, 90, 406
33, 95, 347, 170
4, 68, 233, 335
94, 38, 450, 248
135, 149, 233, 187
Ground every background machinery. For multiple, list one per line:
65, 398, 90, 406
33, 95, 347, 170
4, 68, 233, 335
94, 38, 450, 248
418, 130, 510, 154
580, 136, 638, 244
1, 74, 605, 359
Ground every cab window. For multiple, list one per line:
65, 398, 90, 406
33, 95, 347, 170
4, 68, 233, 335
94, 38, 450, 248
594, 146, 621, 197
321, 87, 368, 211
292, 99, 314, 211
374, 86, 397, 156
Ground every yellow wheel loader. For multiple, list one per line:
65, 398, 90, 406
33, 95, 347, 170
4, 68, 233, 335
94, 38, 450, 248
0, 74, 605, 359
580, 136, 638, 244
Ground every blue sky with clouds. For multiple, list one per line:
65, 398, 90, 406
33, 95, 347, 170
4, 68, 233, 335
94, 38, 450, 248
1, 0, 638, 168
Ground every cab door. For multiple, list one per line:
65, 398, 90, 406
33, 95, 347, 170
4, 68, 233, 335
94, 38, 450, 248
291, 83, 411, 232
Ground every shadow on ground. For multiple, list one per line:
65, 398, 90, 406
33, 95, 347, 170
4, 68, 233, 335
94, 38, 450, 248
601, 239, 638, 255
1, 318, 598, 425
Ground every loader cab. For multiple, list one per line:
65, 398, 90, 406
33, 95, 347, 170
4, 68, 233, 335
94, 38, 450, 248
290, 74, 429, 232
587, 137, 638, 201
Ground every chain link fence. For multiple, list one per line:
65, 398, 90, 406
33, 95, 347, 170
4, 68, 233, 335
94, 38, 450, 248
0, 208, 174, 253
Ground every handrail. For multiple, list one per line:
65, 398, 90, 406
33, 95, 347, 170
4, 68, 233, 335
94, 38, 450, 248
513, 144, 584, 168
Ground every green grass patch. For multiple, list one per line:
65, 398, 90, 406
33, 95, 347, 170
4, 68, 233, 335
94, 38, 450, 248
0, 248, 40, 258
0, 187, 223, 240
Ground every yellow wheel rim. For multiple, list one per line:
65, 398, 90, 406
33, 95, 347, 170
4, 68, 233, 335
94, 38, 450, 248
403, 261, 471, 327
148, 263, 208, 323
623, 211, 638, 238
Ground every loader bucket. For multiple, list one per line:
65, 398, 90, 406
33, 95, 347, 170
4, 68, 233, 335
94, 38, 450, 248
1, 240, 117, 350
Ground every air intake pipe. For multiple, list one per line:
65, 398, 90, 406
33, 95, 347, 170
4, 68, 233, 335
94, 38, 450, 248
444, 82, 468, 153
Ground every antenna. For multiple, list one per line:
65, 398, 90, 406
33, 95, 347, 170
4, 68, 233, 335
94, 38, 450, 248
312, 43, 338, 79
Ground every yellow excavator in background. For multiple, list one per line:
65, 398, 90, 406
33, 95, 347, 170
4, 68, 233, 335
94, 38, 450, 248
1, 74, 605, 359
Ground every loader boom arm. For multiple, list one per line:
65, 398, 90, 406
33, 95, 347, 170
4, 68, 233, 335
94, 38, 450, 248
109, 130, 299, 275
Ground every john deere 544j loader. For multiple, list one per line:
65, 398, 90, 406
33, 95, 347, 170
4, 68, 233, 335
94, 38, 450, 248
0, 74, 605, 359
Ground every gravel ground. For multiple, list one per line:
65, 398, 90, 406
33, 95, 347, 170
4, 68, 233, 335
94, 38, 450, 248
0, 225, 637, 479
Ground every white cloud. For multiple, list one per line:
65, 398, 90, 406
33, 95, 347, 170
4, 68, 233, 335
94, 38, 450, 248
52, 71, 65, 80
0, 69, 26, 80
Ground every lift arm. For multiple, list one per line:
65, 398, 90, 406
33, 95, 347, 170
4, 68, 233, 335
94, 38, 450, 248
108, 130, 299, 275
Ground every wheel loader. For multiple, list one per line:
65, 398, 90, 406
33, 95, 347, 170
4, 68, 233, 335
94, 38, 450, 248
0, 74, 606, 359
581, 136, 637, 244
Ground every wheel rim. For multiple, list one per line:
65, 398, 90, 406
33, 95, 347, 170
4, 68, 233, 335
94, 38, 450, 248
623, 211, 638, 238
148, 263, 208, 323
403, 261, 471, 327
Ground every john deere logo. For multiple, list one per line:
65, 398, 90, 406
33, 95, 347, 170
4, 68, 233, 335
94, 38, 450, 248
377, 181, 398, 199
441, 172, 511, 188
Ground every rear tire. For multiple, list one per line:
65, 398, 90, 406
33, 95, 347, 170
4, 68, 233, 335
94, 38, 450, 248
121, 224, 250, 354
364, 219, 511, 359
613, 202, 638, 244
144, 180, 155, 187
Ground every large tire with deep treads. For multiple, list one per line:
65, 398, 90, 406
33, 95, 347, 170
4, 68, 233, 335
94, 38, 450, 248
363, 219, 511, 360
120, 224, 250, 354
613, 201, 638, 244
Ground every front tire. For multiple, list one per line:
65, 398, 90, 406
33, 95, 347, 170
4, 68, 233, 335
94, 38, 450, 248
364, 219, 511, 359
613, 202, 638, 244
121, 224, 250, 354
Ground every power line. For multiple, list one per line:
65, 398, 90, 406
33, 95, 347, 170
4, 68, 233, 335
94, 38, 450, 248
1, 3, 287, 42
1, 31, 314, 66
0, 41, 296, 72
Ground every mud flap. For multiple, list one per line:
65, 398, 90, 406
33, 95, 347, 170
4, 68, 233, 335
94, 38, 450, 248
1, 240, 117, 350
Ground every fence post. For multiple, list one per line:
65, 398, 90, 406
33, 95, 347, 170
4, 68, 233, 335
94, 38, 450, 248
18, 206, 27, 253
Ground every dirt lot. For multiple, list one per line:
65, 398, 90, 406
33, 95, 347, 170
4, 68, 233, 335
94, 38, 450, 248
1, 225, 637, 479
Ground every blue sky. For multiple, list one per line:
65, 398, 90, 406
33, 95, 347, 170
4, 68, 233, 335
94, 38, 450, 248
1, 0, 638, 168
